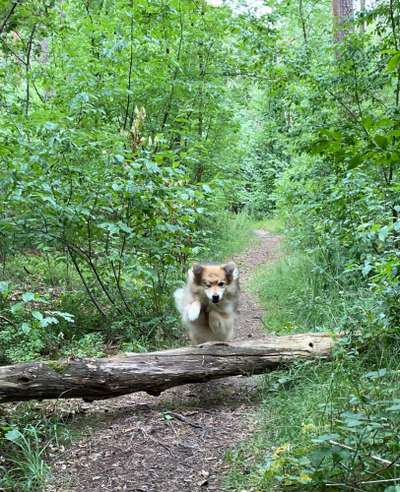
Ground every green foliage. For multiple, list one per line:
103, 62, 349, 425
228, 249, 400, 491
1, 425, 49, 491
250, 251, 374, 334
227, 352, 400, 491
204, 212, 260, 262
0, 282, 74, 363
0, 0, 275, 361
0, 404, 72, 491
253, 0, 400, 333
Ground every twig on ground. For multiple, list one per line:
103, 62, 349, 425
168, 411, 203, 429
140, 428, 175, 457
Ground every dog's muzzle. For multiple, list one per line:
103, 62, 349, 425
212, 295, 220, 304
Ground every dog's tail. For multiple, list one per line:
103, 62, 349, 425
173, 288, 185, 315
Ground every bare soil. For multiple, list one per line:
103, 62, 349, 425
46, 230, 281, 492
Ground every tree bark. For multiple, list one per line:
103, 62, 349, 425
0, 333, 338, 403
332, 0, 353, 41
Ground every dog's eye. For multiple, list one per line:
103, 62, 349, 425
204, 283, 211, 288
218, 282, 225, 287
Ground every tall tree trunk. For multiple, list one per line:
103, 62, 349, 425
332, 0, 354, 41
360, 0, 366, 32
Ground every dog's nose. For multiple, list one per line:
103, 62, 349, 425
212, 294, 220, 303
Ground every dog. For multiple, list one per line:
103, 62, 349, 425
174, 262, 240, 345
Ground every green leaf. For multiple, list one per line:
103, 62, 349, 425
51, 311, 75, 323
362, 263, 372, 276
5, 429, 21, 442
40, 316, 59, 327
386, 403, 400, 411
21, 322, 31, 334
363, 368, 388, 379
378, 226, 389, 242
11, 302, 24, 315
386, 52, 400, 72
348, 155, 362, 169
32, 310, 44, 321
374, 135, 388, 149
312, 433, 340, 443
0, 281, 9, 294
22, 292, 35, 302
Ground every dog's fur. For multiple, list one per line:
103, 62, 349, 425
174, 262, 240, 345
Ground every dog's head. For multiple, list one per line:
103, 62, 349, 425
189, 262, 239, 304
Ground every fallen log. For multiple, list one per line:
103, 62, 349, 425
0, 333, 337, 403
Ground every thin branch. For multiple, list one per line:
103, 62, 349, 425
66, 244, 107, 318
110, 259, 135, 317
299, 0, 308, 45
329, 440, 397, 468
0, 38, 27, 64
123, 7, 134, 130
327, 478, 400, 487
31, 78, 45, 104
68, 241, 121, 313
168, 411, 203, 429
0, 1, 20, 36
389, 0, 400, 107
160, 0, 184, 131
25, 24, 37, 116
0, 314, 17, 327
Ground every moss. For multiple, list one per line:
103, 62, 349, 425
46, 360, 68, 374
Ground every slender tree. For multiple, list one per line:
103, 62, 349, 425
332, 0, 354, 41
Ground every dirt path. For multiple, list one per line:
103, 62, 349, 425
46, 230, 281, 492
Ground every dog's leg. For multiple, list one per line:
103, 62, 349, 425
183, 300, 201, 322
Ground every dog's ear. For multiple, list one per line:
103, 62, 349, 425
223, 262, 239, 282
191, 263, 203, 283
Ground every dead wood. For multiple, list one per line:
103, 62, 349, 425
0, 333, 338, 403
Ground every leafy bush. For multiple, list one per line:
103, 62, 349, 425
227, 248, 400, 491
0, 0, 272, 361
0, 282, 74, 363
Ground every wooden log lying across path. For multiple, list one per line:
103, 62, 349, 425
0, 333, 337, 403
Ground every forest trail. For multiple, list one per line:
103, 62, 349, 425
46, 230, 281, 492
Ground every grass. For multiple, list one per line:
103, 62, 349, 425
255, 217, 284, 234
225, 242, 400, 491
249, 250, 374, 334
208, 212, 283, 263
1, 426, 50, 491
0, 407, 73, 492
210, 213, 259, 261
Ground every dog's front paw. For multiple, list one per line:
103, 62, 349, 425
184, 301, 201, 322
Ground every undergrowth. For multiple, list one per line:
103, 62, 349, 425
250, 251, 375, 335
226, 244, 400, 491
0, 403, 73, 492
207, 212, 270, 262
0, 211, 257, 490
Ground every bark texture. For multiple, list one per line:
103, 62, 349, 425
332, 0, 354, 41
0, 333, 337, 403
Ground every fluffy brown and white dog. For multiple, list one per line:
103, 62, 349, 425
174, 262, 240, 345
